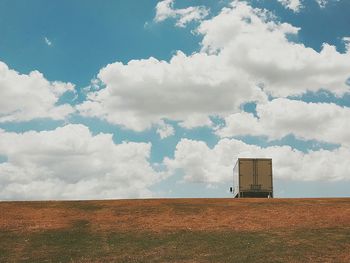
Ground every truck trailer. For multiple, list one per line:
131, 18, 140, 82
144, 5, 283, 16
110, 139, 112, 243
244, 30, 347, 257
230, 158, 273, 198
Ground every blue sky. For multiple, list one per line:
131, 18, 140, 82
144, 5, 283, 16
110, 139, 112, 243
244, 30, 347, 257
0, 0, 349, 200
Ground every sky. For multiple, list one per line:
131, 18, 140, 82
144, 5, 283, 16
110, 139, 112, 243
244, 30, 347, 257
0, 0, 349, 200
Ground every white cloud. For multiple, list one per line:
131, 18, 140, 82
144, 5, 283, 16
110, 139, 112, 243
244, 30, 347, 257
217, 98, 350, 146
216, 111, 262, 137
198, 1, 350, 97
164, 138, 350, 183
78, 1, 350, 131
315, 0, 341, 8
278, 0, 341, 10
277, 0, 302, 12
0, 61, 75, 122
315, 0, 329, 8
154, 0, 209, 27
343, 37, 350, 51
0, 124, 163, 200
178, 114, 213, 129
44, 36, 52, 46
156, 120, 175, 139
77, 52, 263, 131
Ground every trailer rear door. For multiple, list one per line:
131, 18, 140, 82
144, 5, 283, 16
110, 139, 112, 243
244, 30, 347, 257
239, 159, 254, 191
257, 159, 272, 191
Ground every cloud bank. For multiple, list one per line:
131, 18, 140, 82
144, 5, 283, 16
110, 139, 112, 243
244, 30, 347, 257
0, 124, 162, 200
164, 138, 350, 183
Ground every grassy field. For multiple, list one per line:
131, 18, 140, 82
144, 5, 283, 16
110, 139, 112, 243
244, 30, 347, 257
1, 198, 350, 262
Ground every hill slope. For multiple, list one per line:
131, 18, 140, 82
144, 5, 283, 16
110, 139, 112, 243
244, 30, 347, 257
1, 198, 350, 262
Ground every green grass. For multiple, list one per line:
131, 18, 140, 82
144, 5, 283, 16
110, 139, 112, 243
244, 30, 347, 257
1, 226, 349, 262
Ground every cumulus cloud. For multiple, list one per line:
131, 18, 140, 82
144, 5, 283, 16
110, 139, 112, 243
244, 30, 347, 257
0, 124, 163, 200
0, 61, 75, 122
315, 0, 342, 8
164, 138, 350, 183
77, 52, 263, 131
343, 37, 350, 51
217, 98, 350, 146
78, 1, 350, 131
278, 0, 340, 10
154, 0, 209, 27
277, 0, 302, 12
156, 120, 175, 139
198, 1, 350, 96
315, 0, 334, 8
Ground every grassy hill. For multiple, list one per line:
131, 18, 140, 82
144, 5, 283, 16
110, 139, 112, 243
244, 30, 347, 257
1, 198, 350, 262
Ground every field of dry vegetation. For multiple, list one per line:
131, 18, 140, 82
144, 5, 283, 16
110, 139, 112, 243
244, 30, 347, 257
1, 198, 350, 262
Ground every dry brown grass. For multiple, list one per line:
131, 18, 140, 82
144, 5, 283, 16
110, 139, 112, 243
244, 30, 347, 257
1, 198, 350, 262
2, 198, 350, 232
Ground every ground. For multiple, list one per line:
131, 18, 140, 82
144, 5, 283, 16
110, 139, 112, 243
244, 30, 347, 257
1, 198, 350, 262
